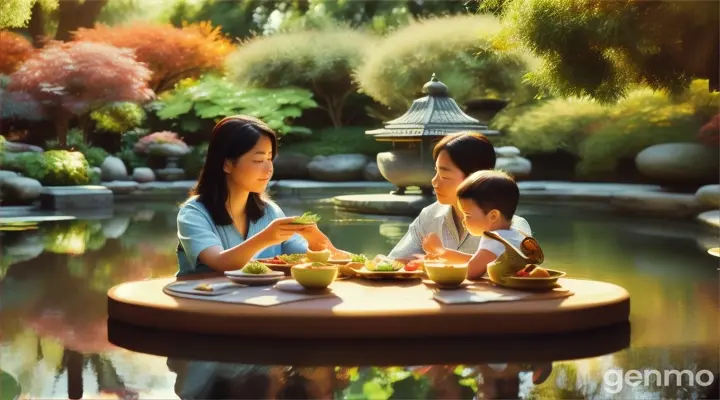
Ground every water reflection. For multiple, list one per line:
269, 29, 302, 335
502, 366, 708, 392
0, 199, 718, 398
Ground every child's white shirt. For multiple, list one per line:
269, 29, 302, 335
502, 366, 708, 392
476, 228, 527, 258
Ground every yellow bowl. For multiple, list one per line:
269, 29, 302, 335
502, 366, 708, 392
424, 263, 468, 288
291, 263, 338, 290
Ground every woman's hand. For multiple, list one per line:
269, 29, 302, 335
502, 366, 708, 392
422, 233, 446, 257
257, 217, 312, 246
298, 224, 334, 251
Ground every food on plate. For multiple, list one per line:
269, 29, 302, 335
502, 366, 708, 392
350, 253, 368, 263
241, 261, 272, 275
194, 283, 214, 292
291, 262, 338, 289
404, 260, 423, 272
306, 248, 331, 263
277, 254, 306, 264
365, 255, 405, 272
515, 264, 550, 278
259, 256, 292, 265
291, 212, 321, 225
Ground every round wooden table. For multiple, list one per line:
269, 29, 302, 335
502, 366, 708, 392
107, 277, 630, 338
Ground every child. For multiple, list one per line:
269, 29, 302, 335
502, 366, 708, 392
422, 169, 528, 280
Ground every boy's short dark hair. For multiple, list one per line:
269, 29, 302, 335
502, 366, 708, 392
456, 170, 519, 219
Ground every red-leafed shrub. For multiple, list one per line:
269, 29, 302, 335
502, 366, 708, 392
73, 21, 233, 93
7, 41, 154, 147
698, 113, 719, 147
0, 31, 34, 75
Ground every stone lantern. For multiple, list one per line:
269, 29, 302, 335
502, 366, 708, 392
366, 74, 500, 195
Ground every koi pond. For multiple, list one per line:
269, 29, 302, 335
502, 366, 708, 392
0, 194, 717, 399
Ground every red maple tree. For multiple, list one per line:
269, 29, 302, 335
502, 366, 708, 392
0, 31, 35, 75
7, 41, 154, 147
73, 22, 234, 93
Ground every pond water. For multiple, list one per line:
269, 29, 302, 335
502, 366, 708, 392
0, 194, 718, 399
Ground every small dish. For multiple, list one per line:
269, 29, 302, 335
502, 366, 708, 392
224, 270, 285, 286
498, 269, 566, 290
291, 263, 338, 289
424, 263, 468, 288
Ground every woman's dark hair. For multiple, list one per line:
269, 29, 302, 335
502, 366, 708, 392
189, 115, 278, 225
457, 170, 519, 219
432, 131, 496, 177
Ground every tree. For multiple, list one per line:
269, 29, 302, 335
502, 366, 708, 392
0, 31, 34, 74
228, 27, 375, 127
0, 0, 56, 29
73, 22, 233, 93
503, 0, 720, 102
7, 41, 154, 147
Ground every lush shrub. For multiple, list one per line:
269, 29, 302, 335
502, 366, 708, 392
0, 31, 34, 74
74, 22, 233, 93
152, 74, 317, 136
355, 15, 533, 112
7, 150, 90, 186
45, 129, 108, 168
90, 102, 146, 133
577, 86, 714, 176
116, 128, 149, 171
493, 97, 608, 155
7, 41, 154, 147
0, 75, 44, 121
133, 131, 188, 155
180, 142, 209, 180
278, 126, 391, 157
227, 28, 375, 127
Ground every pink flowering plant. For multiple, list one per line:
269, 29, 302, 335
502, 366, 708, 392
133, 131, 189, 156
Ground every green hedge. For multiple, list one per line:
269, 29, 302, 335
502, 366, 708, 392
355, 15, 534, 112
4, 150, 91, 186
227, 27, 376, 127
278, 126, 391, 157
492, 80, 720, 178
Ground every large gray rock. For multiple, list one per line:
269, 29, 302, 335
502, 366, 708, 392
0, 170, 19, 184
147, 142, 189, 157
132, 167, 156, 183
635, 142, 719, 183
101, 156, 128, 181
695, 184, 720, 208
1, 176, 42, 204
496, 156, 532, 178
308, 154, 368, 181
363, 161, 384, 181
495, 146, 521, 158
273, 152, 311, 179
3, 141, 43, 153
103, 181, 139, 195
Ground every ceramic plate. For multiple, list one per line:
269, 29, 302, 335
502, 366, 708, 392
355, 267, 424, 280
225, 275, 284, 286
326, 258, 352, 265
224, 270, 285, 278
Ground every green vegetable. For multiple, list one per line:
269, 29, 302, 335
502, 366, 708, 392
350, 254, 368, 263
241, 261, 271, 274
278, 254, 305, 264
291, 212, 321, 225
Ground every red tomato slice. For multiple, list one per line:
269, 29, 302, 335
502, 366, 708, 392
404, 261, 421, 271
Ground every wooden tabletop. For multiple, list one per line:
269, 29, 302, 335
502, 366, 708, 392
107, 277, 630, 338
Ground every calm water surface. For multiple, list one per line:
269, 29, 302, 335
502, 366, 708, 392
0, 194, 718, 399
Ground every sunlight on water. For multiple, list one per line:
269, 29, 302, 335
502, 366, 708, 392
0, 197, 717, 399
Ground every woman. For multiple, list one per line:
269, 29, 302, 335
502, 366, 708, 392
176, 115, 338, 277
387, 132, 531, 259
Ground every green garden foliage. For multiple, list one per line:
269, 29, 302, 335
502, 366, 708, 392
278, 126, 391, 157
355, 15, 534, 112
227, 28, 375, 127
152, 75, 317, 135
90, 102, 146, 133
6, 150, 91, 186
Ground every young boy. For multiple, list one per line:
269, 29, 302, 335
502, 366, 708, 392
422, 169, 528, 280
